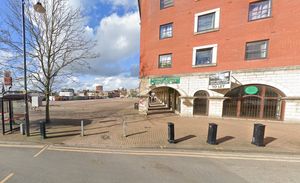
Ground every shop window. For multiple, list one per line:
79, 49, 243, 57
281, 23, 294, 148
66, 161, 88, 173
193, 90, 209, 116
222, 85, 284, 120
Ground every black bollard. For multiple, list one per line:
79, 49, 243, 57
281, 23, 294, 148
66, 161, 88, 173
134, 103, 139, 110
168, 122, 175, 143
40, 121, 46, 139
252, 123, 265, 146
207, 123, 218, 145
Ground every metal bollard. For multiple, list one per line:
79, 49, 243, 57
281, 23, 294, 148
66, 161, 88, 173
40, 121, 46, 139
134, 103, 139, 110
252, 123, 265, 146
168, 122, 175, 143
207, 123, 218, 145
20, 123, 25, 135
81, 120, 84, 137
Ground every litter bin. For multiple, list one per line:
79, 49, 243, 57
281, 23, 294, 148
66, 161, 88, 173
168, 122, 175, 143
252, 123, 265, 146
207, 123, 218, 145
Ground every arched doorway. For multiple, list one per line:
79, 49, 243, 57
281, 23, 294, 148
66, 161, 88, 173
193, 90, 209, 116
148, 87, 181, 114
222, 84, 285, 120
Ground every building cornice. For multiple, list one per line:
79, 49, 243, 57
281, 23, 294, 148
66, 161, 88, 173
140, 65, 300, 79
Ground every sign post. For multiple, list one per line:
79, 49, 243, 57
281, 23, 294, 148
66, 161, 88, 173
208, 71, 231, 90
150, 77, 180, 85
3, 71, 12, 87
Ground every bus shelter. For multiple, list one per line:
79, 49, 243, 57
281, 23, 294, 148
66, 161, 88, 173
0, 94, 25, 135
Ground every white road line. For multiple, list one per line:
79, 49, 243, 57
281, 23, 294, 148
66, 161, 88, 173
0, 173, 14, 183
48, 146, 300, 163
33, 145, 49, 158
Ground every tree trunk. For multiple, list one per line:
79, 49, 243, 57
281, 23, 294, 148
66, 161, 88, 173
45, 85, 51, 123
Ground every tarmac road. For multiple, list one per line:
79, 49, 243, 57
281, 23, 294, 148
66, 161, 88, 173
0, 144, 300, 183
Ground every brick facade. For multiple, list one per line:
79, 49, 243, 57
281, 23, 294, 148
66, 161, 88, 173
138, 0, 300, 122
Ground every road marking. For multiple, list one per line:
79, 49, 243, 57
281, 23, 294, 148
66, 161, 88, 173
33, 145, 49, 158
0, 144, 44, 149
48, 146, 300, 163
0, 173, 14, 183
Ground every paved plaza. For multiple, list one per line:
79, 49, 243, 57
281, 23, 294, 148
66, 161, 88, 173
1, 98, 300, 154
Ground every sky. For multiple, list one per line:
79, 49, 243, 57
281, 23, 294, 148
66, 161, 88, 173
0, 0, 140, 92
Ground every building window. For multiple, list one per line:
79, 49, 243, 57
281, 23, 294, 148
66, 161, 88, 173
245, 40, 269, 60
159, 54, 172, 68
194, 8, 220, 33
160, 0, 173, 9
249, 0, 272, 21
160, 23, 173, 39
193, 44, 218, 66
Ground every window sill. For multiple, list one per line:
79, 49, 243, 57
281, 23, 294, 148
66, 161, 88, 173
158, 67, 172, 69
192, 63, 217, 68
248, 16, 272, 22
159, 36, 173, 40
194, 28, 219, 35
245, 57, 268, 61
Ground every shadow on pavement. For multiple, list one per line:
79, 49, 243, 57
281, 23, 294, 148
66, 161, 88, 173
46, 133, 80, 139
30, 118, 93, 128
264, 137, 277, 146
126, 131, 148, 137
175, 135, 196, 144
216, 136, 235, 144
85, 131, 109, 136
98, 119, 117, 123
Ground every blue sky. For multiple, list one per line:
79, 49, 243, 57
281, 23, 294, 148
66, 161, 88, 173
0, 0, 140, 91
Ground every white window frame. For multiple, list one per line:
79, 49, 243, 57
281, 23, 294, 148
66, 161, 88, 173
194, 8, 220, 34
192, 44, 218, 66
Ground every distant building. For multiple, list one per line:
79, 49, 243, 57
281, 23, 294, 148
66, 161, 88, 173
59, 88, 74, 100
96, 85, 103, 93
108, 90, 120, 98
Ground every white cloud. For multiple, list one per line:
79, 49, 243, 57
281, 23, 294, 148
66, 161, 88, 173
63, 75, 139, 91
94, 75, 139, 91
81, 12, 140, 76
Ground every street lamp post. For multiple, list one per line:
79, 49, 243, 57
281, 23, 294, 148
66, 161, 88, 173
22, 0, 45, 136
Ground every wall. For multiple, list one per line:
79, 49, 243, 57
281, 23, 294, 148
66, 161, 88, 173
140, 0, 300, 77
140, 67, 300, 122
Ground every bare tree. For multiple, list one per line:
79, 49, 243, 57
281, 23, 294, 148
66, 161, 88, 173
0, 0, 97, 123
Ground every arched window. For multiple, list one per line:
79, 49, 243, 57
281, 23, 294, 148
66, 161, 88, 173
193, 90, 209, 116
222, 85, 285, 120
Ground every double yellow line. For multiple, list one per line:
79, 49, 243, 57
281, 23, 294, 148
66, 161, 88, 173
0, 173, 14, 183
48, 146, 300, 163
1, 143, 300, 163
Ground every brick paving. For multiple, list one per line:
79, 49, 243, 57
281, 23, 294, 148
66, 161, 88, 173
64, 113, 300, 154
1, 99, 300, 154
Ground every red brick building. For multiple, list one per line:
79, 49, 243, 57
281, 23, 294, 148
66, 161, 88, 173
138, 0, 300, 122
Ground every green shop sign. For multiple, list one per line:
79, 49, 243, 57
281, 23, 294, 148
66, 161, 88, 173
244, 86, 259, 95
150, 77, 180, 85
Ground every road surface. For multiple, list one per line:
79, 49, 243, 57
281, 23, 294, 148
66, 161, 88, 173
0, 144, 300, 183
